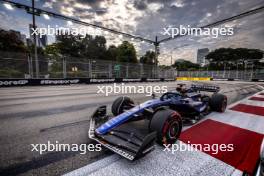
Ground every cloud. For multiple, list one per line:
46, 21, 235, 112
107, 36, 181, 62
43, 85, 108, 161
133, 0, 147, 10
170, 0, 185, 8
0, 0, 263, 65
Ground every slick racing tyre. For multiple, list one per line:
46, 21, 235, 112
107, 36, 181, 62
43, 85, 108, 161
210, 93, 227, 112
150, 109, 182, 145
111, 96, 134, 116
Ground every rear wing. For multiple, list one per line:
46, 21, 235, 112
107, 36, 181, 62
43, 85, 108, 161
191, 84, 220, 93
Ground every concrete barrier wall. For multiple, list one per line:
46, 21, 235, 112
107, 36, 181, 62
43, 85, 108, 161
0, 78, 176, 87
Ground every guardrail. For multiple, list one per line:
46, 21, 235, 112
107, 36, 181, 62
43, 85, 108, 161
0, 78, 176, 87
176, 70, 264, 81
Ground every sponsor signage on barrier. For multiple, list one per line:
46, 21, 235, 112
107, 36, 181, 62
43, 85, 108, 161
0, 78, 175, 87
146, 78, 162, 82
122, 78, 142, 82
89, 78, 115, 83
40, 79, 80, 85
176, 77, 211, 81
162, 78, 176, 81
0, 79, 81, 87
0, 79, 29, 86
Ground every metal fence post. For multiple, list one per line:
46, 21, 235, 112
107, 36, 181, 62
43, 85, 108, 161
140, 64, 143, 78
250, 64, 254, 80
63, 57, 67, 78
108, 62, 112, 78
126, 64, 129, 78
27, 54, 33, 78
88, 60, 92, 78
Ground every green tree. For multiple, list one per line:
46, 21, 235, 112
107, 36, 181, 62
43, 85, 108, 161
56, 32, 83, 58
0, 29, 28, 77
205, 48, 263, 70
140, 50, 156, 65
45, 43, 61, 57
55, 32, 108, 61
106, 45, 118, 61
173, 59, 200, 71
44, 43, 63, 77
84, 35, 107, 60
0, 29, 28, 53
117, 41, 137, 63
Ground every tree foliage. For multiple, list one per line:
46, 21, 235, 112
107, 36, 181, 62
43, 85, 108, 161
140, 50, 156, 65
116, 41, 137, 63
0, 29, 28, 53
48, 33, 138, 63
106, 45, 118, 61
206, 48, 263, 62
172, 59, 200, 71
205, 48, 263, 70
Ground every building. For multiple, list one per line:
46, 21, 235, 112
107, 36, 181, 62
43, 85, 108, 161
26, 38, 33, 47
21, 34, 27, 45
197, 48, 209, 66
37, 35, 47, 48
29, 24, 47, 48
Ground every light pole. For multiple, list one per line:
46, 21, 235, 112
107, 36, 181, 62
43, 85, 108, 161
31, 0, 39, 78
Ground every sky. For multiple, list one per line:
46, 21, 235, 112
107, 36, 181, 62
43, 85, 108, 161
0, 0, 263, 65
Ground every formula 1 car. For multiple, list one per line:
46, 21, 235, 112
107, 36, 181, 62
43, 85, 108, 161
256, 139, 264, 176
89, 84, 227, 161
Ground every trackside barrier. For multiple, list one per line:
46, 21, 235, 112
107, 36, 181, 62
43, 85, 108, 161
0, 78, 176, 87
211, 78, 264, 82
176, 77, 264, 82
176, 77, 212, 81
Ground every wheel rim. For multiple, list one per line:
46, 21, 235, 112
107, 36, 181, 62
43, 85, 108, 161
162, 114, 181, 144
221, 97, 227, 112
168, 121, 179, 138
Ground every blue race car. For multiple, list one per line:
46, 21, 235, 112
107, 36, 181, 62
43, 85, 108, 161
89, 84, 227, 160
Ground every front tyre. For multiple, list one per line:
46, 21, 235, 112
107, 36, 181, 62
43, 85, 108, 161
150, 109, 182, 145
111, 96, 134, 116
210, 93, 227, 112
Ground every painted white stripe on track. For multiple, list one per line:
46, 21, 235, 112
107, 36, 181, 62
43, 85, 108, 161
209, 110, 264, 134
65, 142, 242, 176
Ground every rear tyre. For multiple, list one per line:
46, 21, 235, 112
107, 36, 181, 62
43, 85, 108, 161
210, 93, 227, 112
111, 96, 134, 116
150, 109, 182, 145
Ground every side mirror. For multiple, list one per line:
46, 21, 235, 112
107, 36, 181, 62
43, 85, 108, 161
151, 93, 156, 99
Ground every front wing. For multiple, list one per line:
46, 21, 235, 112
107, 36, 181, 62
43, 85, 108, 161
88, 106, 157, 161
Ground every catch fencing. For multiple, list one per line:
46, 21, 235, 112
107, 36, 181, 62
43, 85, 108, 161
0, 51, 175, 79
1, 51, 263, 80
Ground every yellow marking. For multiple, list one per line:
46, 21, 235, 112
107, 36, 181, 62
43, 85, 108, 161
176, 77, 211, 81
